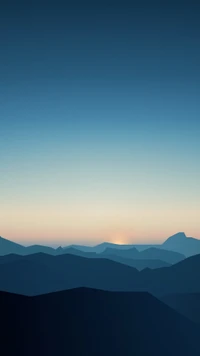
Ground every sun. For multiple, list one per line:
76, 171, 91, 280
110, 233, 128, 245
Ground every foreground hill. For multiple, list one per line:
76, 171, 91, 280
1, 288, 199, 356
161, 293, 200, 324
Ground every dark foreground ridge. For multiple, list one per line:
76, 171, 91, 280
1, 288, 200, 356
161, 293, 200, 324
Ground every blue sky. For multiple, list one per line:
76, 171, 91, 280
0, 1, 200, 244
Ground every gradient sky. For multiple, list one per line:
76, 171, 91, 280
0, 1, 200, 245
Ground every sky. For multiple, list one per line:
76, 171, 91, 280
0, 1, 200, 246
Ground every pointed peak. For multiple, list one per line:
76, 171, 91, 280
163, 232, 187, 245
170, 232, 186, 239
56, 246, 63, 251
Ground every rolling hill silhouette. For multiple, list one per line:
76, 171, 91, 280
63, 247, 97, 258
1, 288, 200, 356
100, 254, 170, 270
65, 242, 137, 253
0, 236, 182, 271
0, 253, 141, 295
1, 252, 200, 296
140, 253, 200, 296
63, 247, 170, 270
25, 244, 58, 255
101, 246, 184, 264
0, 249, 170, 271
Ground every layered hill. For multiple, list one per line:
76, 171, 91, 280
1, 232, 200, 258
101, 246, 184, 264
1, 252, 200, 296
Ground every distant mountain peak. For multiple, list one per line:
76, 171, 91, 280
56, 246, 63, 251
163, 232, 187, 244
0, 235, 24, 247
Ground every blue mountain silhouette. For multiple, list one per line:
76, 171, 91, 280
1, 252, 200, 296
162, 232, 200, 256
101, 246, 184, 264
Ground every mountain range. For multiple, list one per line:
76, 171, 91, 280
101, 246, 184, 264
1, 232, 200, 355
1, 251, 200, 296
66, 232, 200, 257
1, 232, 200, 258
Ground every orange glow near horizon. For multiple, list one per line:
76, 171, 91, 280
1, 222, 200, 247
1, 192, 200, 246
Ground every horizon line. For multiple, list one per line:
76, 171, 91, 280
0, 231, 194, 248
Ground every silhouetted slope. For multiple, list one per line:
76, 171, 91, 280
161, 293, 200, 324
1, 288, 200, 356
0, 236, 25, 255
162, 232, 200, 257
65, 242, 135, 253
62, 248, 170, 269
0, 251, 170, 271
102, 246, 139, 257
1, 291, 38, 356
131, 244, 160, 251
141, 254, 200, 296
139, 247, 185, 263
102, 254, 170, 270
0, 253, 24, 264
1, 252, 200, 296
101, 246, 185, 264
63, 247, 97, 258
25, 245, 58, 255
0, 253, 141, 295
0, 236, 61, 256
